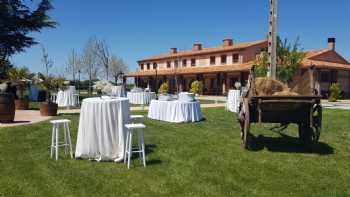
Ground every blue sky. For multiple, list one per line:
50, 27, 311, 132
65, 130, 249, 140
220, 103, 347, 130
11, 0, 350, 78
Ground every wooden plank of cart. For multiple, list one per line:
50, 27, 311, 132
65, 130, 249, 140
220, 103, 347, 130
237, 66, 322, 149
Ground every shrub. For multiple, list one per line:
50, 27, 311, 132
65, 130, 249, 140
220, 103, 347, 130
190, 80, 203, 95
328, 83, 341, 102
158, 82, 168, 94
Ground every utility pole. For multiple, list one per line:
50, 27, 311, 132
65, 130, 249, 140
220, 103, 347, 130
267, 0, 277, 79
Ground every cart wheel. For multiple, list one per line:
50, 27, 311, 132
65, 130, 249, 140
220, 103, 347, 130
312, 104, 322, 142
298, 123, 319, 146
298, 123, 311, 144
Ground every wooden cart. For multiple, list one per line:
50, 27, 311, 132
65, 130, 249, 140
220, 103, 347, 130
237, 66, 322, 149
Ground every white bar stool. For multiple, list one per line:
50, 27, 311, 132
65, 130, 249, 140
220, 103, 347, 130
130, 115, 144, 123
50, 119, 73, 160
124, 123, 146, 169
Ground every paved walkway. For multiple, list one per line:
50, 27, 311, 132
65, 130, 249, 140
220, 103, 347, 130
321, 100, 350, 110
0, 110, 51, 128
2, 97, 349, 128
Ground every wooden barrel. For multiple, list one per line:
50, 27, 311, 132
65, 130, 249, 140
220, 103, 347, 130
0, 93, 15, 123
15, 99, 29, 110
40, 102, 58, 116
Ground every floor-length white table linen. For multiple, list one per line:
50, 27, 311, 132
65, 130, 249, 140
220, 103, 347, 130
111, 85, 126, 97
148, 100, 202, 123
178, 92, 195, 102
75, 97, 130, 161
226, 90, 241, 113
56, 86, 78, 107
127, 91, 156, 105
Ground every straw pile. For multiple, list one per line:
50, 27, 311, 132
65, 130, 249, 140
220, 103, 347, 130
255, 77, 299, 96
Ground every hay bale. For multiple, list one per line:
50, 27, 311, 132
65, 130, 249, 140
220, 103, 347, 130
255, 77, 286, 96
272, 89, 299, 96
255, 77, 299, 96
290, 72, 312, 95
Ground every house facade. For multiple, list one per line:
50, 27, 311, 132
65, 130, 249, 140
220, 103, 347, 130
127, 38, 350, 97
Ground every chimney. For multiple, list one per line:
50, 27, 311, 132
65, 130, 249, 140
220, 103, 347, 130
328, 37, 336, 50
192, 43, 202, 51
170, 48, 177, 54
223, 38, 233, 47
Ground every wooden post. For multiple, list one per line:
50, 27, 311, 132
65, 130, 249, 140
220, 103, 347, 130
267, 0, 278, 79
309, 66, 315, 95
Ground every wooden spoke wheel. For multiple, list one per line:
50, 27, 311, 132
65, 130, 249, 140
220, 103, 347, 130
298, 104, 322, 145
312, 104, 322, 142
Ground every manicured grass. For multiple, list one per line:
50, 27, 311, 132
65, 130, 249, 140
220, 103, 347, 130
0, 108, 350, 196
28, 99, 223, 110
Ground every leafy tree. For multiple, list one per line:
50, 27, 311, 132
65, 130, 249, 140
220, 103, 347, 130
0, 59, 13, 80
0, 0, 56, 79
7, 66, 33, 99
0, 0, 56, 59
255, 37, 305, 83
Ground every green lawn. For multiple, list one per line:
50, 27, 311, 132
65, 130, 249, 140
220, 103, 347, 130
0, 108, 350, 196
28, 99, 223, 110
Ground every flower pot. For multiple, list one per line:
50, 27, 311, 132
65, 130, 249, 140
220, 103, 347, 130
15, 99, 29, 110
40, 102, 58, 116
0, 93, 15, 123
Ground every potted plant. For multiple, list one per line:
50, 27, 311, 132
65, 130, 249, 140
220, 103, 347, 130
35, 73, 61, 116
7, 67, 33, 110
0, 82, 16, 122
328, 83, 341, 102
190, 80, 203, 97
158, 82, 172, 101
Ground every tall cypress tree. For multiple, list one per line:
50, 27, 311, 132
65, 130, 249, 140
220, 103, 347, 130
0, 0, 56, 79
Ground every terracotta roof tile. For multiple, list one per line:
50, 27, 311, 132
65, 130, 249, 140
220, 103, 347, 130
302, 59, 350, 70
138, 40, 268, 62
304, 49, 331, 58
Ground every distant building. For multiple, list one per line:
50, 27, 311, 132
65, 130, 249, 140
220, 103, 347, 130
127, 38, 350, 97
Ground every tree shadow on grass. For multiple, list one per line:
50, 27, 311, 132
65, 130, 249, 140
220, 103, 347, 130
0, 120, 31, 125
145, 144, 156, 155
249, 133, 334, 155
57, 113, 80, 116
130, 144, 162, 166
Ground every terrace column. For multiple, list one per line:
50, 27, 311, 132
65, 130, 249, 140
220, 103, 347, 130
216, 73, 221, 95
148, 77, 152, 90
222, 73, 227, 95
239, 72, 244, 86
178, 75, 183, 92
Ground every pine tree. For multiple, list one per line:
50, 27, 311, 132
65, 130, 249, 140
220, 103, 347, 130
0, 0, 56, 78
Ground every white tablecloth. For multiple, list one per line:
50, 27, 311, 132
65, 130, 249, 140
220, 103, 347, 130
75, 97, 130, 161
127, 92, 156, 105
148, 100, 202, 123
178, 92, 195, 102
111, 85, 126, 97
227, 90, 241, 113
56, 86, 78, 107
